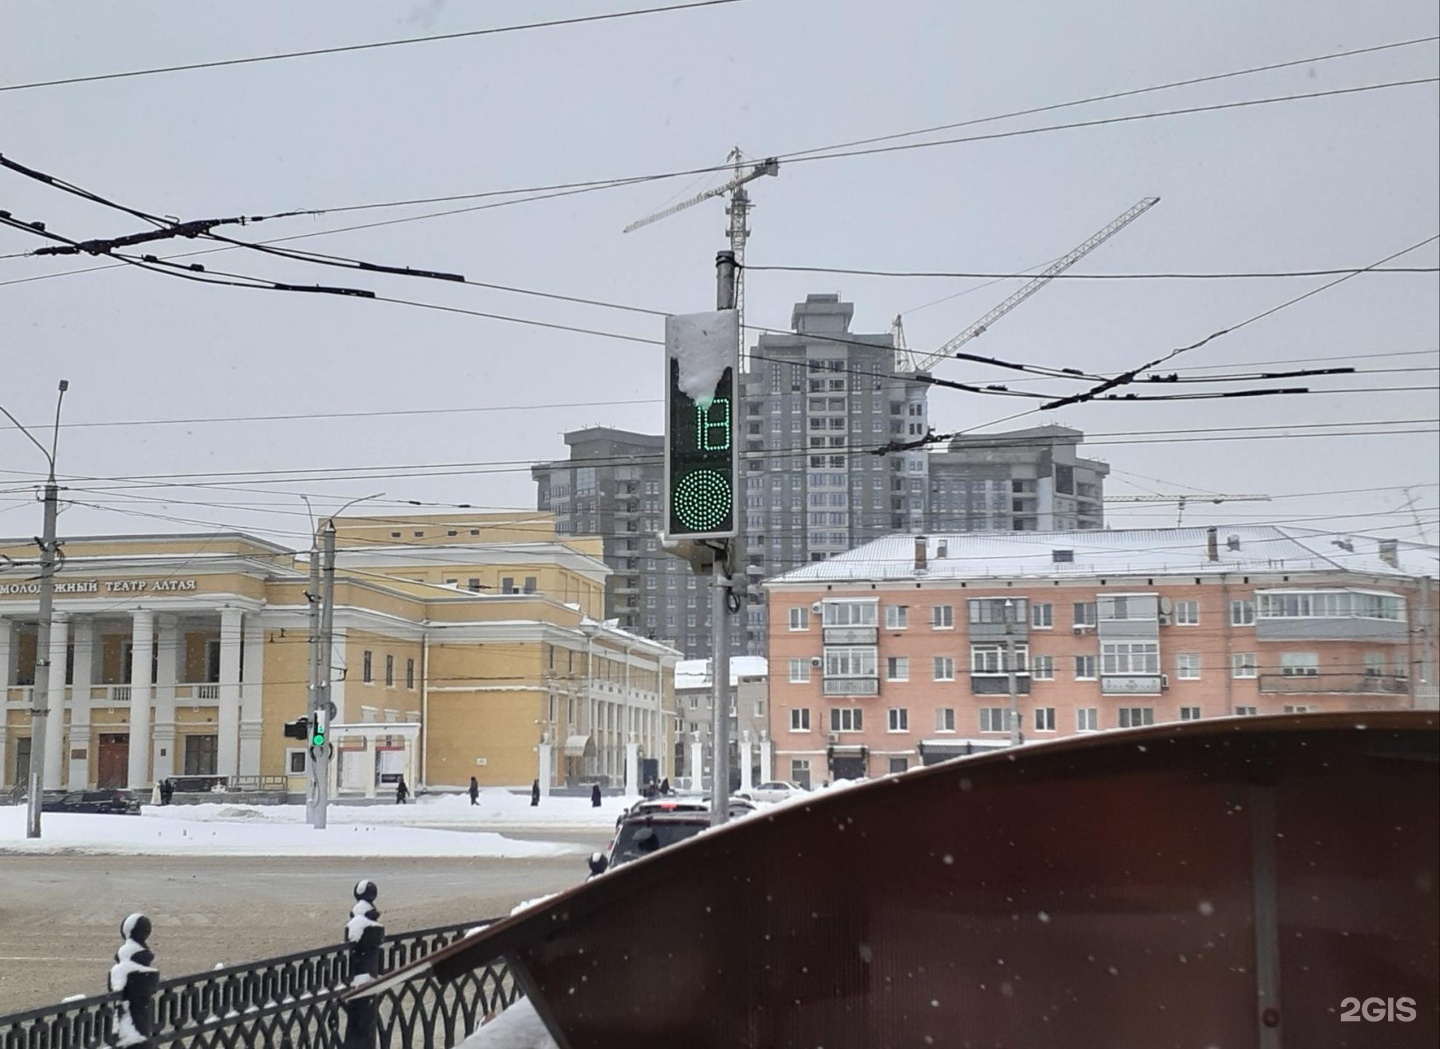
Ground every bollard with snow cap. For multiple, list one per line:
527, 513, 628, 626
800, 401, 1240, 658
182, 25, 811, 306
109, 913, 158, 1048
344, 879, 385, 1048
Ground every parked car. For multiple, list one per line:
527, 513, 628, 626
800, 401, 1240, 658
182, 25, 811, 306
736, 781, 807, 805
616, 794, 756, 828
41, 788, 142, 815
588, 810, 713, 877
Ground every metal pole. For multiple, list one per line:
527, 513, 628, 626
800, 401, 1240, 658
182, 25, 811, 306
1005, 599, 1021, 747
315, 519, 337, 830
20, 379, 68, 839
305, 534, 321, 826
710, 250, 738, 827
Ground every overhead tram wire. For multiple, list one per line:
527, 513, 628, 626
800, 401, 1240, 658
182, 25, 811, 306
747, 263, 1439, 279
0, 0, 750, 93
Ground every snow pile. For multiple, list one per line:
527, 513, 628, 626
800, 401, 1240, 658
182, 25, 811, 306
667, 310, 737, 403
459, 996, 558, 1049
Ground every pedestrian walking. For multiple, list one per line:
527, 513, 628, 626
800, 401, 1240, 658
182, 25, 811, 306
160, 779, 174, 806
659, 777, 670, 796
530, 779, 541, 807
590, 783, 602, 808
395, 776, 410, 805
469, 776, 479, 806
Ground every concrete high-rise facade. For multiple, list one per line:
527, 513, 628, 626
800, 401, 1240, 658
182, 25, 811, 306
926, 424, 1108, 532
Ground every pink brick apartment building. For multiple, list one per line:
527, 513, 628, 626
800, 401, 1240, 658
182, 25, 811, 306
764, 526, 1437, 786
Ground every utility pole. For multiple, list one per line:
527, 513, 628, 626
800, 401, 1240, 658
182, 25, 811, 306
1004, 599, 1021, 747
4, 380, 70, 840
305, 530, 321, 826
709, 250, 737, 827
314, 518, 337, 829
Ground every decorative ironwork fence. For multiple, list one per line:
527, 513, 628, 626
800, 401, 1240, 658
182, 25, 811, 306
0, 919, 520, 1049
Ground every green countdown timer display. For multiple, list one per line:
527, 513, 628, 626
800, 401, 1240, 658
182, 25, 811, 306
666, 356, 736, 538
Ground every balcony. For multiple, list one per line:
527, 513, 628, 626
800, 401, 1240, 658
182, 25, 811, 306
823, 677, 879, 697
1101, 675, 1165, 696
1258, 673, 1409, 696
970, 675, 1031, 696
823, 626, 878, 645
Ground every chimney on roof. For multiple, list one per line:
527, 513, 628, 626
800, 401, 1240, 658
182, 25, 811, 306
1206, 527, 1219, 562
936, 539, 948, 559
914, 535, 928, 573
1379, 539, 1399, 568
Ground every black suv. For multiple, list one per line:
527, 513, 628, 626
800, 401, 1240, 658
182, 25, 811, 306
42, 789, 142, 815
588, 811, 712, 877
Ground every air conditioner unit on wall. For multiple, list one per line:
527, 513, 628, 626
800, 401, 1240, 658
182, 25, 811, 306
1073, 624, 1093, 634
811, 602, 823, 614
810, 656, 823, 667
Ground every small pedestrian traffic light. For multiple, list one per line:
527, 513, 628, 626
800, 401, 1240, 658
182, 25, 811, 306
665, 309, 739, 540
311, 712, 327, 748
282, 716, 309, 740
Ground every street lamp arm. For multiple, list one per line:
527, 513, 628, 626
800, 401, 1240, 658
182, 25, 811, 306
0, 402, 55, 471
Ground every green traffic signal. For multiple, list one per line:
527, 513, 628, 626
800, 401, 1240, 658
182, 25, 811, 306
311, 724, 326, 747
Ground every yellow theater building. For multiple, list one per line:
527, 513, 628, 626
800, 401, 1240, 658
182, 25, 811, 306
0, 513, 680, 797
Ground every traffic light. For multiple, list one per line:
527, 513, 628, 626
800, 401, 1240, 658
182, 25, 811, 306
283, 716, 309, 740
664, 309, 739, 540
310, 709, 327, 748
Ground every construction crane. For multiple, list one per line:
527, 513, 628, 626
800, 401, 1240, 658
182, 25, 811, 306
624, 148, 779, 362
897, 197, 1160, 373
1105, 492, 1272, 527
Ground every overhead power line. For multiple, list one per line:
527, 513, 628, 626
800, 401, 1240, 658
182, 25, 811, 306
747, 263, 1439, 279
0, 0, 748, 93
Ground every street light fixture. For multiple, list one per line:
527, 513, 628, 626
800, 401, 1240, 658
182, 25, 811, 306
1, 380, 71, 838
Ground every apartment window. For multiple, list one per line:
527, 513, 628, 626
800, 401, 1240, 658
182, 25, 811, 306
825, 647, 877, 678
884, 605, 909, 630
1180, 706, 1202, 721
791, 758, 812, 788
1280, 652, 1320, 676
1283, 704, 1312, 714
1229, 599, 1255, 626
384, 655, 395, 688
1176, 653, 1201, 680
969, 598, 1025, 625
887, 708, 909, 732
1101, 642, 1159, 675
1174, 600, 1200, 625
971, 644, 1028, 675
822, 600, 877, 627
523, 576, 538, 594
788, 607, 810, 631
790, 708, 810, 731
363, 650, 374, 684
788, 659, 810, 684
1363, 651, 1386, 676
1034, 707, 1056, 732
405, 658, 415, 690
1235, 706, 1258, 716
468, 578, 482, 592
1076, 708, 1099, 731
1118, 707, 1155, 728
1074, 655, 1098, 680
287, 749, 307, 775
931, 605, 954, 629
755, 700, 766, 718
1073, 602, 1098, 627
933, 656, 955, 682
886, 656, 909, 682
1232, 652, 1257, 678
935, 707, 956, 732
979, 708, 1010, 733
1030, 603, 1053, 629
1031, 655, 1055, 681
830, 708, 864, 733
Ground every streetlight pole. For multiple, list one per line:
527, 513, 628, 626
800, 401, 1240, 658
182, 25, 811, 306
1004, 598, 1021, 747
1, 380, 70, 839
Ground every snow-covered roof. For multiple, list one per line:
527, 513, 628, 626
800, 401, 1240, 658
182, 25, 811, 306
764, 526, 1438, 586
675, 656, 769, 690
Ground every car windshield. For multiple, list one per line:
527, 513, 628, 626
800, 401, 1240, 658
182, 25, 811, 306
610, 821, 707, 867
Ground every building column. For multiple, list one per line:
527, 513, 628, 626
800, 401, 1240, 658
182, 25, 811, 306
43, 612, 69, 789
739, 731, 754, 792
0, 618, 11, 785
759, 734, 773, 784
67, 618, 96, 788
238, 612, 264, 778
127, 610, 155, 789
624, 737, 639, 796
537, 733, 553, 796
689, 739, 703, 790
217, 608, 242, 781
152, 616, 179, 783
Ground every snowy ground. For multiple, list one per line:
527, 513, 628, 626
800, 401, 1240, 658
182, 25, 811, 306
0, 789, 632, 857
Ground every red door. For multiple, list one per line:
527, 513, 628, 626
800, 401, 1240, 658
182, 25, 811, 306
96, 734, 128, 788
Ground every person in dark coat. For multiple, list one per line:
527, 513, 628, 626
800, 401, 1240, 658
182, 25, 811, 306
530, 779, 541, 807
395, 776, 410, 805
159, 779, 174, 806
590, 783, 602, 808
659, 777, 670, 796
468, 777, 479, 806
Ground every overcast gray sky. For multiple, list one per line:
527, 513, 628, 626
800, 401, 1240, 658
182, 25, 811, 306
2, 0, 1436, 551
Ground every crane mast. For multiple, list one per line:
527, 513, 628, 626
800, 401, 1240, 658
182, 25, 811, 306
900, 197, 1160, 373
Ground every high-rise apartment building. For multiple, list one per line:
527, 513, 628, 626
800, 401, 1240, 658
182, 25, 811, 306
926, 424, 1108, 532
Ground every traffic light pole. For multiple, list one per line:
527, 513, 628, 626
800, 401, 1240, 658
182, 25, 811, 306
709, 250, 737, 827
314, 519, 337, 830
305, 532, 321, 826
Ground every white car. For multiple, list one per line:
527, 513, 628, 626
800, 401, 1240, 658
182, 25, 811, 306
737, 781, 806, 805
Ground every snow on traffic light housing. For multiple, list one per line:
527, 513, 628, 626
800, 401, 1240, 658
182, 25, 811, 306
665, 309, 740, 540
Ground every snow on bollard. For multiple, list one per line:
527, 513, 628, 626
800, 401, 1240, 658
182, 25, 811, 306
343, 879, 385, 1049
108, 913, 159, 1048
